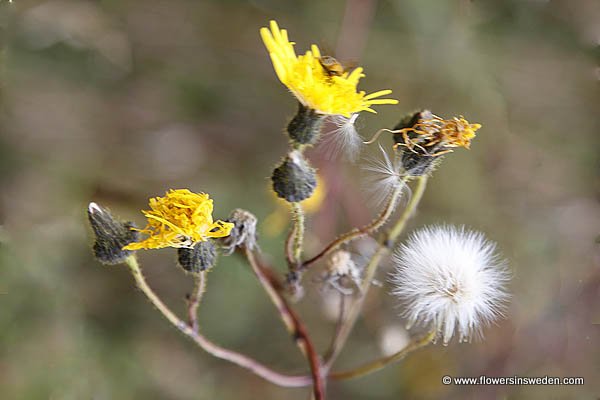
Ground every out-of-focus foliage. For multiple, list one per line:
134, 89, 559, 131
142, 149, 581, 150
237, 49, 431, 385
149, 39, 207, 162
0, 0, 598, 399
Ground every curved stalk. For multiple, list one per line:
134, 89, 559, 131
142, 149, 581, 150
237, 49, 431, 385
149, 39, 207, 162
301, 178, 407, 270
124, 256, 312, 388
187, 272, 206, 332
290, 202, 305, 266
330, 331, 435, 380
324, 175, 429, 370
244, 248, 325, 400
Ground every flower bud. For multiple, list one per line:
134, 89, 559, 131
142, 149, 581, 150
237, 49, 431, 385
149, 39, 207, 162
287, 103, 325, 145
87, 202, 140, 265
221, 209, 258, 255
272, 150, 317, 202
177, 240, 217, 274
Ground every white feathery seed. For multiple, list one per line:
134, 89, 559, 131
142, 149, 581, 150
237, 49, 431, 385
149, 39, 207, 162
321, 114, 362, 162
88, 202, 102, 214
390, 225, 510, 345
362, 144, 410, 209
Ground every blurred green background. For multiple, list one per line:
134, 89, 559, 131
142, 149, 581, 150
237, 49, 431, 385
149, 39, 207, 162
1, 0, 598, 399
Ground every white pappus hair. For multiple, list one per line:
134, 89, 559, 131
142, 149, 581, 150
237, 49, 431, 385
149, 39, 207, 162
320, 114, 362, 162
390, 225, 510, 345
362, 144, 410, 209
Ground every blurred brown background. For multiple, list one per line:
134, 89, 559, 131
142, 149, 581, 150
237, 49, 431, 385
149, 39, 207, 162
0, 0, 598, 399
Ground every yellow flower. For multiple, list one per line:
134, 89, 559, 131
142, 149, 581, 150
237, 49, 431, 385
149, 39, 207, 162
260, 20, 398, 117
123, 189, 234, 250
397, 115, 482, 156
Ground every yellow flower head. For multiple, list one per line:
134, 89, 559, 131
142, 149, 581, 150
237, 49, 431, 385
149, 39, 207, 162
123, 189, 234, 250
260, 20, 398, 117
396, 115, 482, 156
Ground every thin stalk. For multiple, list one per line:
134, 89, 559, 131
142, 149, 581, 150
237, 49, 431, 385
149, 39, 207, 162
330, 331, 435, 380
301, 178, 406, 270
124, 256, 312, 388
244, 248, 325, 400
387, 175, 428, 240
327, 292, 346, 354
324, 175, 429, 370
285, 221, 297, 266
187, 272, 206, 332
291, 202, 305, 265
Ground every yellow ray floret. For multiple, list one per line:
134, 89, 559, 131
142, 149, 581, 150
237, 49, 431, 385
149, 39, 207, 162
123, 189, 234, 250
260, 20, 398, 117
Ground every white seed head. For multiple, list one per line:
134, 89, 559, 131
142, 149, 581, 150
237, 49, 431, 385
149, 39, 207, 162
320, 114, 362, 162
390, 225, 510, 345
362, 144, 410, 209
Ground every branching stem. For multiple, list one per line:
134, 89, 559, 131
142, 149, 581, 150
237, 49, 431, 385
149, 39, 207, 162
324, 175, 429, 370
330, 331, 435, 380
124, 256, 312, 388
244, 248, 325, 400
301, 178, 407, 270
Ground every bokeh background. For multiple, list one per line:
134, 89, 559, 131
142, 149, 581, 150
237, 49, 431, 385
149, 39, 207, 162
1, 0, 598, 399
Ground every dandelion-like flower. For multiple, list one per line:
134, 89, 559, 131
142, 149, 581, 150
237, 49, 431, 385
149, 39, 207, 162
123, 189, 234, 250
260, 20, 398, 117
391, 225, 509, 345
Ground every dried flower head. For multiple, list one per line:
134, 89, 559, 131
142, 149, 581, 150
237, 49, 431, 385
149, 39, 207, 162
123, 189, 234, 250
260, 20, 398, 117
394, 114, 481, 157
318, 250, 362, 295
221, 208, 258, 255
391, 225, 510, 345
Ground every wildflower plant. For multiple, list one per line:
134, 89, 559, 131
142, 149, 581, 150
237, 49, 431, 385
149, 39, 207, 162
87, 20, 510, 400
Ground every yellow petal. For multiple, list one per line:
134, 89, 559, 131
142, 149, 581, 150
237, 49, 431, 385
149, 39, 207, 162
363, 89, 393, 100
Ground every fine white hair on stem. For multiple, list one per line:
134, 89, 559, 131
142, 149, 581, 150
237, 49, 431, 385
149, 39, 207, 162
361, 144, 411, 209
320, 114, 362, 162
390, 225, 510, 345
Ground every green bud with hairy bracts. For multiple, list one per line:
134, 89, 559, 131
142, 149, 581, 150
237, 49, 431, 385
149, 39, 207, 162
177, 240, 217, 274
272, 150, 317, 203
88, 202, 139, 265
287, 103, 325, 145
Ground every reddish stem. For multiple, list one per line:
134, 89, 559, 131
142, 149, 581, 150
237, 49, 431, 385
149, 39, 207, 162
245, 248, 326, 400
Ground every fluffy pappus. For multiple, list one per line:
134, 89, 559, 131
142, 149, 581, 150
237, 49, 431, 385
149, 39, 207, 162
320, 114, 362, 162
362, 144, 411, 209
390, 225, 510, 345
